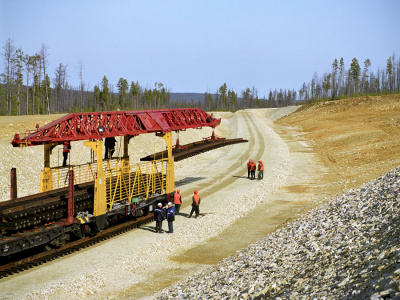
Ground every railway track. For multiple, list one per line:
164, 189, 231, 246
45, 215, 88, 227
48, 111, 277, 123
0, 213, 154, 279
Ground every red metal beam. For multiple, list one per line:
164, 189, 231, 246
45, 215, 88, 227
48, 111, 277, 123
11, 108, 220, 147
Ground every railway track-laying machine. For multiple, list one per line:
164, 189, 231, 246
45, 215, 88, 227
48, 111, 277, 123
0, 108, 247, 258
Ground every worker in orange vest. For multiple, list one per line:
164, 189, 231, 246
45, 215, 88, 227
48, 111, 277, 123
247, 159, 252, 178
258, 160, 264, 180
188, 190, 201, 218
250, 160, 256, 180
62, 141, 71, 167
174, 189, 182, 214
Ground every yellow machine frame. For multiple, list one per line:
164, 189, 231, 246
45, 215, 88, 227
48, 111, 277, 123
39, 132, 175, 217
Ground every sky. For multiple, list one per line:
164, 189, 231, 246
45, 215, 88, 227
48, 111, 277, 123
1, 0, 399, 97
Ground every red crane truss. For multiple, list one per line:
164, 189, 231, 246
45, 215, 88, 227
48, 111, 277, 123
11, 108, 220, 147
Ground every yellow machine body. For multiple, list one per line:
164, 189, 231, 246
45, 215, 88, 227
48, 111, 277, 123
39, 132, 175, 218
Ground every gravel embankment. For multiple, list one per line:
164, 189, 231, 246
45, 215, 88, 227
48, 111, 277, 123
155, 167, 400, 300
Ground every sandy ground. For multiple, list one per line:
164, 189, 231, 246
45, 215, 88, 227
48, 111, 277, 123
0, 106, 326, 299
277, 94, 400, 195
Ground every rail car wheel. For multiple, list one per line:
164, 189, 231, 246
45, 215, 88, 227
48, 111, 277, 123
79, 224, 92, 238
50, 235, 66, 248
95, 215, 109, 232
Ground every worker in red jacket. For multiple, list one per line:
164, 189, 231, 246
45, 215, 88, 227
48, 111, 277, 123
188, 190, 201, 218
250, 160, 256, 180
258, 160, 264, 180
247, 159, 252, 178
174, 189, 182, 214
62, 141, 71, 167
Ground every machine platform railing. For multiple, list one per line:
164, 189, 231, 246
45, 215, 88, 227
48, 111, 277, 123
104, 159, 168, 209
50, 159, 120, 190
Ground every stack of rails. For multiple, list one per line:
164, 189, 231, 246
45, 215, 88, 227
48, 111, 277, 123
0, 183, 93, 232
141, 138, 248, 162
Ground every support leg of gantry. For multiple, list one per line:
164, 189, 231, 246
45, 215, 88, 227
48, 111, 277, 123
84, 140, 107, 218
40, 143, 57, 192
157, 132, 175, 198
121, 135, 132, 174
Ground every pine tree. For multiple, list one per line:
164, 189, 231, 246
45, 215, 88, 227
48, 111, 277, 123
362, 59, 371, 94
339, 57, 344, 97
117, 78, 128, 109
350, 58, 361, 95
332, 59, 338, 99
386, 57, 393, 91
129, 81, 138, 109
100, 76, 109, 111
14, 48, 24, 115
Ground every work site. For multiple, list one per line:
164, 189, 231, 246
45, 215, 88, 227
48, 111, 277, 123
0, 94, 399, 299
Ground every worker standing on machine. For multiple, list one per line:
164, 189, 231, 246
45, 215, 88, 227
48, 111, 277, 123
250, 160, 256, 180
62, 141, 71, 167
166, 202, 175, 233
188, 190, 201, 218
258, 160, 264, 180
174, 189, 182, 214
104, 136, 116, 159
154, 203, 164, 233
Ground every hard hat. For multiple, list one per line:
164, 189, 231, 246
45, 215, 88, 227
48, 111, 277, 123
177, 189, 180, 193
194, 190, 198, 194
168, 202, 172, 206
260, 160, 263, 163
158, 203, 162, 207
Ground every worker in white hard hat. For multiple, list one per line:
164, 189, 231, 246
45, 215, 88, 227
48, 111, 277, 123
166, 202, 175, 233
154, 203, 164, 233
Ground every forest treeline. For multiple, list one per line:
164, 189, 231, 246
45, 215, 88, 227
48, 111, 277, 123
1, 38, 399, 116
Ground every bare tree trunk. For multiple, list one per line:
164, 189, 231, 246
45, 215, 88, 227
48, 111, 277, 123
38, 53, 43, 113
41, 44, 50, 114
33, 55, 38, 114
25, 56, 30, 115
3, 39, 15, 115
79, 59, 83, 112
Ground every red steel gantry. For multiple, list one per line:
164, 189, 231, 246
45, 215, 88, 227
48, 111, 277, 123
11, 108, 220, 146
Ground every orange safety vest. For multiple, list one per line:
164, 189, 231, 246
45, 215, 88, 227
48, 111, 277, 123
63, 142, 70, 153
250, 163, 256, 171
192, 194, 200, 206
258, 163, 264, 171
247, 162, 251, 170
174, 193, 182, 205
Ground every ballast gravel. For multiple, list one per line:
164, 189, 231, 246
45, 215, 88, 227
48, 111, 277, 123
154, 167, 400, 300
